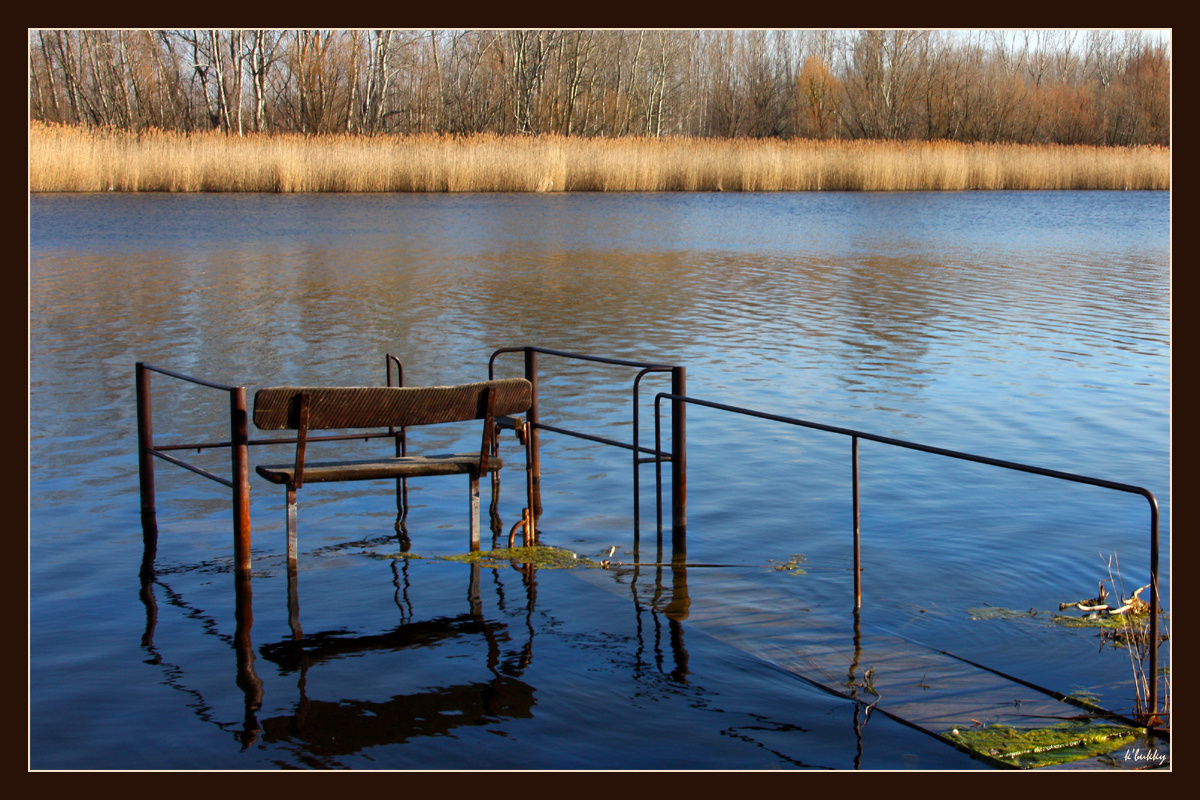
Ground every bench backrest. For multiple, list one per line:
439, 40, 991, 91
253, 378, 533, 431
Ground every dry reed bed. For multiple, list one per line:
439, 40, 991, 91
30, 123, 1170, 193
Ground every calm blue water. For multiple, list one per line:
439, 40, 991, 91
29, 191, 1170, 769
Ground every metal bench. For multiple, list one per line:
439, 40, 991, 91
252, 378, 536, 564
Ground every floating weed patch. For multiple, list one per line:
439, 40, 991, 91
371, 546, 591, 569
946, 721, 1145, 769
768, 554, 807, 575
363, 550, 424, 561
966, 605, 1157, 638
967, 606, 1042, 621
437, 546, 594, 570
1064, 690, 1108, 714
1053, 610, 1163, 653
1052, 613, 1132, 630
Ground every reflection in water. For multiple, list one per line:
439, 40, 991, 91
233, 567, 266, 749
629, 555, 692, 682
139, 507, 266, 748
139, 511, 158, 649
836, 256, 940, 397
35, 191, 1167, 768
848, 607, 866, 771
137, 521, 713, 767
138, 522, 265, 749
257, 563, 537, 762
135, 513, 901, 768
259, 677, 534, 761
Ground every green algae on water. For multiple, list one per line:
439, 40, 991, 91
438, 546, 594, 570
967, 605, 1157, 635
946, 721, 1144, 769
372, 546, 596, 569
768, 554, 807, 575
1052, 612, 1137, 629
967, 606, 1041, 621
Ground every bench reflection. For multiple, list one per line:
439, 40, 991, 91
256, 562, 537, 758
138, 515, 694, 764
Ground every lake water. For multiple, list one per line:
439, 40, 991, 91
29, 191, 1170, 770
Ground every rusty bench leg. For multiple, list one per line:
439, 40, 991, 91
285, 484, 299, 568
284, 483, 303, 639
468, 471, 482, 552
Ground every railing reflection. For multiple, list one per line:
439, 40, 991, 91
136, 521, 701, 766
257, 562, 538, 759
141, 497, 898, 768
627, 553, 691, 683
139, 511, 265, 749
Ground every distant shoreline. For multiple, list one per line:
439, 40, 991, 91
30, 123, 1170, 193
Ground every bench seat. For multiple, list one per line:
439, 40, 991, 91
256, 454, 504, 485
252, 378, 536, 557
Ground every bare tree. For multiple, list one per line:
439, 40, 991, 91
284, 30, 352, 134
505, 30, 552, 133
841, 29, 929, 139
246, 30, 285, 133
29, 28, 1170, 146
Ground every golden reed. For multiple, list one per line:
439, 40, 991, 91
30, 122, 1170, 193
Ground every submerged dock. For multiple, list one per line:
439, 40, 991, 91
572, 562, 1167, 769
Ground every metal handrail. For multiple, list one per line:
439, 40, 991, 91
136, 354, 1165, 719
488, 347, 684, 534
138, 364, 400, 457
489, 346, 677, 374
136, 362, 252, 573
137, 362, 239, 392
136, 362, 241, 491
137, 358, 426, 570
652, 390, 1162, 717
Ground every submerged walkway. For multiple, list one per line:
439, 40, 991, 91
573, 563, 1167, 770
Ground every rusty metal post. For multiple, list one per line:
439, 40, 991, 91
852, 436, 862, 610
1148, 496, 1160, 719
655, 395, 665, 539
670, 366, 686, 558
387, 354, 408, 518
524, 347, 542, 515
135, 363, 156, 520
230, 386, 252, 575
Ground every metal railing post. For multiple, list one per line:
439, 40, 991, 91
1148, 496, 1160, 717
230, 386, 252, 574
386, 354, 408, 518
852, 435, 862, 610
524, 347, 542, 515
633, 366, 673, 542
655, 395, 665, 537
632, 372, 645, 540
135, 362, 156, 519
488, 347, 679, 540
671, 366, 686, 557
